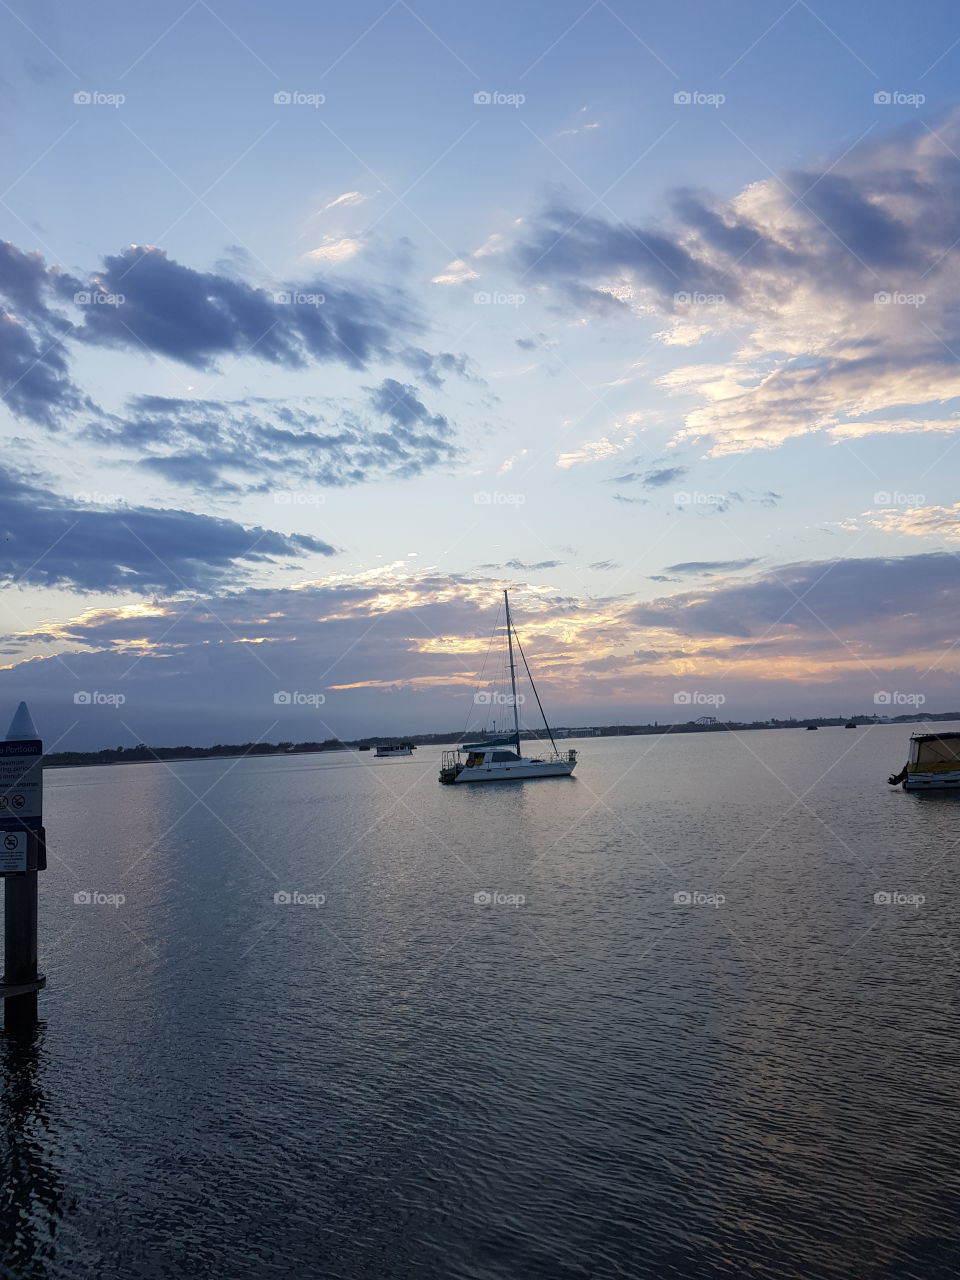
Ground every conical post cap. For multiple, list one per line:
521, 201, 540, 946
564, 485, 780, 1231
6, 701, 39, 741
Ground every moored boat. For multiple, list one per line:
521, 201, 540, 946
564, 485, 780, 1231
888, 731, 960, 790
375, 742, 416, 757
439, 590, 577, 785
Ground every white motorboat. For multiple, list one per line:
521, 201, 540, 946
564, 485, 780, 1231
375, 742, 416, 757
888, 731, 960, 790
439, 590, 577, 785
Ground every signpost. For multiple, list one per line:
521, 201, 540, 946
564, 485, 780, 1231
1, 703, 46, 1031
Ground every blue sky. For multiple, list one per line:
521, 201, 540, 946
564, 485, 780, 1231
2, 0, 960, 747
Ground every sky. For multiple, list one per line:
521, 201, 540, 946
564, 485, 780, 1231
2, 0, 960, 749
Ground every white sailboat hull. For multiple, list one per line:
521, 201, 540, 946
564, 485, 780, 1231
451, 757, 576, 783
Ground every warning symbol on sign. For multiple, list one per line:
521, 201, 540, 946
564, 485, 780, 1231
0, 830, 26, 873
4, 833, 17, 851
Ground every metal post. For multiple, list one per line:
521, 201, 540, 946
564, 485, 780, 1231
1, 703, 45, 1033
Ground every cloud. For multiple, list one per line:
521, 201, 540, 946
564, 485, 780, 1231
0, 464, 334, 595
432, 258, 479, 285
662, 559, 760, 576
631, 552, 960, 650
589, 560, 619, 570
0, 240, 430, 430
518, 114, 960, 454
321, 191, 368, 212
87, 386, 458, 494
866, 503, 960, 541
611, 465, 688, 488
479, 559, 563, 571
305, 236, 363, 264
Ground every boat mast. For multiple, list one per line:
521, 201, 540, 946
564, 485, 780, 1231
504, 589, 522, 753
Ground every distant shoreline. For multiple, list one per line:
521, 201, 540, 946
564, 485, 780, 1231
41, 712, 960, 770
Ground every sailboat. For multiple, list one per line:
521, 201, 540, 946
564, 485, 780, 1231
439, 590, 578, 785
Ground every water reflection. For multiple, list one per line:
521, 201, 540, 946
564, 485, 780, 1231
0, 1029, 63, 1279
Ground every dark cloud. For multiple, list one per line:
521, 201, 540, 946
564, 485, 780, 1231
67, 244, 403, 371
589, 560, 619, 570
631, 553, 960, 646
0, 465, 334, 595
609, 465, 688, 488
663, 559, 760, 575
84, 386, 458, 494
479, 559, 563, 571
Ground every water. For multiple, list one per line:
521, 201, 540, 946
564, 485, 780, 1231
3, 725, 960, 1279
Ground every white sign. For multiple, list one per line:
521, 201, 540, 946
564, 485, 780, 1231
0, 740, 42, 828
0, 830, 27, 873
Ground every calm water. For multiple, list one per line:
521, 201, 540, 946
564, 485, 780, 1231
3, 725, 960, 1278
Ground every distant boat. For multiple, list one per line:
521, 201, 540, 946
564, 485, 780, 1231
439, 590, 577, 785
845, 721, 858, 729
375, 743, 415, 757
888, 731, 960, 790
358, 745, 370, 751
806, 725, 819, 731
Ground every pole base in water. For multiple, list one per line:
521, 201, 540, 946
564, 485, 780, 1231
1, 974, 45, 1031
